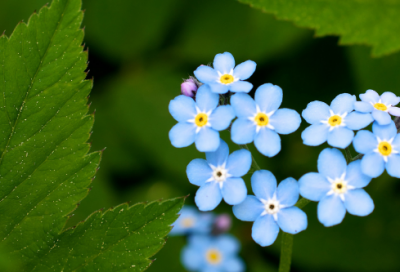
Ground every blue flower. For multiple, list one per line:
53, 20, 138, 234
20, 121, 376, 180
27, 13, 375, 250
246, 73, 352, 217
169, 85, 235, 152
230, 83, 301, 157
233, 170, 307, 247
181, 234, 245, 272
353, 121, 400, 178
187, 140, 251, 211
299, 148, 374, 227
302, 93, 373, 148
170, 206, 214, 236
193, 52, 256, 94
354, 89, 400, 125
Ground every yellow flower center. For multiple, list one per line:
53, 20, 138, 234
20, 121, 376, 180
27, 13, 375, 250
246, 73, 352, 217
374, 103, 388, 111
180, 217, 195, 228
206, 249, 222, 265
220, 74, 234, 84
328, 115, 342, 127
254, 113, 269, 126
378, 141, 392, 156
332, 180, 347, 194
195, 113, 208, 127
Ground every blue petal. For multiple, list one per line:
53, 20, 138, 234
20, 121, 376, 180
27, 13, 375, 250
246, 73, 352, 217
361, 152, 385, 178
254, 83, 283, 113
169, 123, 196, 148
229, 81, 253, 93
213, 52, 235, 73
221, 178, 247, 205
233, 195, 263, 222
344, 189, 374, 216
386, 155, 400, 178
194, 66, 218, 83
169, 95, 196, 122
302, 101, 330, 124
230, 93, 256, 118
222, 257, 245, 272
317, 195, 346, 227
206, 139, 229, 167
195, 182, 222, 211
345, 112, 373, 130
187, 159, 212, 187
208, 83, 229, 94
188, 234, 211, 249
330, 93, 356, 115
318, 148, 347, 180
345, 160, 372, 188
196, 85, 219, 112
209, 105, 235, 131
360, 89, 379, 104
354, 101, 373, 113
233, 60, 256, 80
389, 107, 400, 116
381, 91, 400, 105
195, 127, 220, 152
277, 207, 307, 234
276, 177, 299, 207
372, 110, 392, 125
298, 173, 330, 201
301, 124, 329, 146
226, 149, 252, 177
215, 234, 240, 255
254, 128, 281, 157
181, 246, 203, 271
251, 170, 277, 200
231, 119, 256, 144
269, 109, 301, 135
327, 127, 354, 149
393, 133, 400, 148
372, 121, 397, 140
353, 130, 377, 154
252, 214, 279, 247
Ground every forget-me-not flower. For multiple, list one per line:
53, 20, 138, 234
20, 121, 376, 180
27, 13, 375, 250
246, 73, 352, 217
233, 170, 307, 246
169, 85, 235, 152
353, 121, 400, 178
354, 89, 400, 125
230, 83, 301, 157
193, 52, 256, 94
302, 93, 373, 148
181, 234, 245, 272
187, 140, 251, 211
299, 148, 374, 227
170, 206, 213, 236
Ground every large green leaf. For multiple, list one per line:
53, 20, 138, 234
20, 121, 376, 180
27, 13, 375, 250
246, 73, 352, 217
238, 0, 400, 57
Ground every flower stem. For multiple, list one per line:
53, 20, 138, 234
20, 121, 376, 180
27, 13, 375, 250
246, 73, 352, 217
344, 148, 352, 163
278, 232, 294, 272
241, 144, 261, 171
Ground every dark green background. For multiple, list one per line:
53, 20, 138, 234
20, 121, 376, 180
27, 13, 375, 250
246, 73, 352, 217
2, 0, 400, 271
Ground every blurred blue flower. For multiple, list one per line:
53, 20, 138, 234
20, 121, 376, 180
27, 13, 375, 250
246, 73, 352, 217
233, 170, 307, 247
193, 52, 256, 94
354, 89, 400, 125
230, 83, 301, 157
181, 234, 245, 272
299, 148, 374, 227
170, 206, 213, 236
301, 93, 373, 148
353, 121, 400, 178
169, 85, 235, 152
187, 140, 251, 211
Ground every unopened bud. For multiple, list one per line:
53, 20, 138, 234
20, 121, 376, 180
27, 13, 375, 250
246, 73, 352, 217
181, 78, 198, 97
212, 213, 231, 234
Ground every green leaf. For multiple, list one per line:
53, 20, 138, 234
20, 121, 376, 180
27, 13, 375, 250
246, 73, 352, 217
238, 0, 400, 57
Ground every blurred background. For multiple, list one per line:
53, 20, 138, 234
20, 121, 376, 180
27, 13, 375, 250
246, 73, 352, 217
2, 0, 400, 271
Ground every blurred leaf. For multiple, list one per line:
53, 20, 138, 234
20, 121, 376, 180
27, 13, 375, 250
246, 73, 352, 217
238, 0, 400, 57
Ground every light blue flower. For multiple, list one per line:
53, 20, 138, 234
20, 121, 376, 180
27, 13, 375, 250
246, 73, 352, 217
170, 206, 214, 236
230, 83, 301, 157
354, 89, 400, 125
233, 170, 307, 247
187, 140, 251, 211
299, 148, 374, 227
169, 85, 235, 152
181, 234, 245, 272
353, 121, 400, 178
301, 93, 373, 148
193, 52, 256, 94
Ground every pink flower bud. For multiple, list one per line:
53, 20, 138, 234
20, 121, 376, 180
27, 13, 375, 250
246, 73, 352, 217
213, 214, 231, 233
181, 79, 198, 97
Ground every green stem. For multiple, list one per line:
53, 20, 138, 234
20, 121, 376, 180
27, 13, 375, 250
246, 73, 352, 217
241, 144, 261, 171
344, 148, 352, 163
278, 232, 294, 272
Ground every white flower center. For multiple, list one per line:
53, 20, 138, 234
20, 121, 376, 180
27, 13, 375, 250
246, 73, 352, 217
321, 110, 347, 131
249, 105, 275, 133
326, 173, 354, 201
207, 163, 231, 188
187, 106, 212, 133
260, 196, 282, 220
